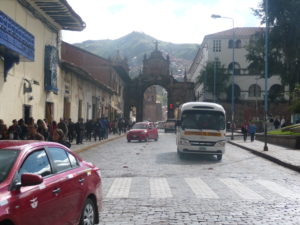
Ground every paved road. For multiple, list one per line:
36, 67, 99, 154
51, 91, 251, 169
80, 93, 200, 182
79, 131, 300, 225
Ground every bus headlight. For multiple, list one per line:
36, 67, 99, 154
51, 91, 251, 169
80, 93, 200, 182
215, 141, 226, 147
179, 138, 190, 145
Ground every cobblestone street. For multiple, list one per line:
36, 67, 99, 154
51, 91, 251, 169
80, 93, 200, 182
79, 132, 300, 225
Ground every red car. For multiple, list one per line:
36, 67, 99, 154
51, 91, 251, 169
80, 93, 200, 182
127, 122, 158, 142
0, 140, 102, 225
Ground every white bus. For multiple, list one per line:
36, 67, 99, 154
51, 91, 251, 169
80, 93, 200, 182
176, 102, 226, 160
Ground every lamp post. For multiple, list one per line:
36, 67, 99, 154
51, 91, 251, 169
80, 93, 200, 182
211, 14, 235, 140
263, 0, 269, 151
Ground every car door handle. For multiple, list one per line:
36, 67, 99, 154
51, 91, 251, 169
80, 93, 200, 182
52, 188, 61, 194
79, 178, 85, 183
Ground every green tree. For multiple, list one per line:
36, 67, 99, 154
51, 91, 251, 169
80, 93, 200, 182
289, 84, 300, 113
247, 0, 300, 92
196, 61, 230, 100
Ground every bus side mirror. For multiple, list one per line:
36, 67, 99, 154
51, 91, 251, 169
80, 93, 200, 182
176, 120, 181, 127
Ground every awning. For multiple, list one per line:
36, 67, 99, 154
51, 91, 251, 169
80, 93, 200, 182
18, 0, 86, 31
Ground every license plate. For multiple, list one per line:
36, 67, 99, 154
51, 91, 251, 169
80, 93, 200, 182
199, 147, 206, 151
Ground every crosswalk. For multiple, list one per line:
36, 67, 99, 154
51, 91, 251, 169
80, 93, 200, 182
102, 177, 300, 200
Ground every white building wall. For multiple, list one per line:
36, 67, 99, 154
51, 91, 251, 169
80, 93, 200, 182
189, 29, 284, 102
0, 0, 62, 123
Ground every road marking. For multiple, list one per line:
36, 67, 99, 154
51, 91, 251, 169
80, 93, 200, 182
150, 178, 172, 198
256, 179, 300, 199
106, 178, 132, 198
220, 178, 264, 200
185, 177, 219, 199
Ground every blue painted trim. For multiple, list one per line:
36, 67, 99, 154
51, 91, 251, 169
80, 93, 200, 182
0, 11, 34, 61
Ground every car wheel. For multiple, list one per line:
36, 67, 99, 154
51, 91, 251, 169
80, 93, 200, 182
217, 154, 222, 161
155, 136, 158, 141
127, 139, 130, 142
79, 198, 96, 225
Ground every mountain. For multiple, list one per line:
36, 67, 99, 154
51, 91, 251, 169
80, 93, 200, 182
74, 31, 199, 79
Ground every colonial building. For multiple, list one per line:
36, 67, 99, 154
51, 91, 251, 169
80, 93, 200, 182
188, 27, 289, 125
0, 0, 130, 125
0, 0, 85, 123
61, 42, 130, 122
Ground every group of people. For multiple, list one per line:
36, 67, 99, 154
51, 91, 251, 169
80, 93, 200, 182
241, 121, 257, 142
0, 117, 131, 147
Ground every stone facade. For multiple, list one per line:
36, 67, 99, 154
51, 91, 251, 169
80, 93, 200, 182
125, 45, 194, 122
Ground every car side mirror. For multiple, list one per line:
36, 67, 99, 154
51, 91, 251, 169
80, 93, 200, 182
21, 173, 43, 186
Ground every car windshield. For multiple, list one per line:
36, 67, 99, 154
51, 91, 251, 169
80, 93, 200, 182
181, 110, 225, 130
0, 149, 19, 183
132, 123, 148, 129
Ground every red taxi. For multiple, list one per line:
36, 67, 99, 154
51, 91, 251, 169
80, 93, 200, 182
127, 122, 158, 142
0, 140, 102, 225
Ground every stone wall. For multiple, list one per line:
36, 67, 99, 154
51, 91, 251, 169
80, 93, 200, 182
256, 134, 300, 149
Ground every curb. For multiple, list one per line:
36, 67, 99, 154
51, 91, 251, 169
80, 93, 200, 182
73, 134, 126, 153
228, 141, 300, 173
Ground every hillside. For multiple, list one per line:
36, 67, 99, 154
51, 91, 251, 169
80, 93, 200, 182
74, 31, 199, 79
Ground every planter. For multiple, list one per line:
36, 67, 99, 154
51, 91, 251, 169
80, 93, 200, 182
256, 134, 300, 149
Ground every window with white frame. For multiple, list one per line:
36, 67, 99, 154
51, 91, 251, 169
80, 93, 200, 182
213, 40, 221, 52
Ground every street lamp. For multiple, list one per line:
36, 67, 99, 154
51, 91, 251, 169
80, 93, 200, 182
211, 14, 235, 140
263, 0, 269, 151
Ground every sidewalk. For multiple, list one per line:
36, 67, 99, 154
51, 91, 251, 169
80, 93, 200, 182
228, 136, 300, 173
70, 133, 126, 153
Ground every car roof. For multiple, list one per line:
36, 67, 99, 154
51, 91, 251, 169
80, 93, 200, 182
0, 140, 68, 151
136, 122, 151, 125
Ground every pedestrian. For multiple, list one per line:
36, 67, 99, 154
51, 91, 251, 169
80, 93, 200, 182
280, 117, 286, 128
56, 129, 71, 148
0, 119, 8, 140
85, 119, 94, 141
273, 118, 280, 129
18, 119, 28, 140
49, 120, 60, 141
37, 119, 49, 140
248, 121, 257, 142
27, 117, 39, 140
241, 122, 248, 142
67, 118, 75, 143
8, 119, 21, 140
58, 118, 68, 140
75, 118, 85, 144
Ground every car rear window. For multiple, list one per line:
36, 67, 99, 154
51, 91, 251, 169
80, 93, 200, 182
132, 123, 148, 129
0, 149, 19, 183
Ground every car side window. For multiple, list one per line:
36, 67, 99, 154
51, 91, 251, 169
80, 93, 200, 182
19, 150, 52, 177
47, 148, 72, 173
67, 152, 79, 168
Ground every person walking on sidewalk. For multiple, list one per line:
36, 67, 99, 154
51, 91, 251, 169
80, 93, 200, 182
248, 121, 257, 142
241, 121, 249, 142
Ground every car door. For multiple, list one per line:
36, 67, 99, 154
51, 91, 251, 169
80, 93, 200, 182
45, 147, 86, 225
10, 149, 60, 225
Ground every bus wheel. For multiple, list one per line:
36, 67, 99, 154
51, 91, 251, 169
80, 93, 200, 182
217, 154, 222, 161
177, 149, 184, 159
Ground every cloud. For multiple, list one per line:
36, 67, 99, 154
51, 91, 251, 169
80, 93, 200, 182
63, 0, 261, 44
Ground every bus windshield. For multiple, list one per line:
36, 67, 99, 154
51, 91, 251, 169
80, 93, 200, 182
181, 110, 225, 130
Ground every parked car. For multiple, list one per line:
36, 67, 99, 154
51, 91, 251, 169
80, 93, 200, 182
127, 122, 158, 142
164, 119, 176, 133
0, 140, 102, 225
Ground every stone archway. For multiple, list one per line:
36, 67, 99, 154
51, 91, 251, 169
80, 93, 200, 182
124, 44, 195, 122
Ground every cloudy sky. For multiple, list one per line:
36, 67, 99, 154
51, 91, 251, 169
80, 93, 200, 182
62, 0, 263, 44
